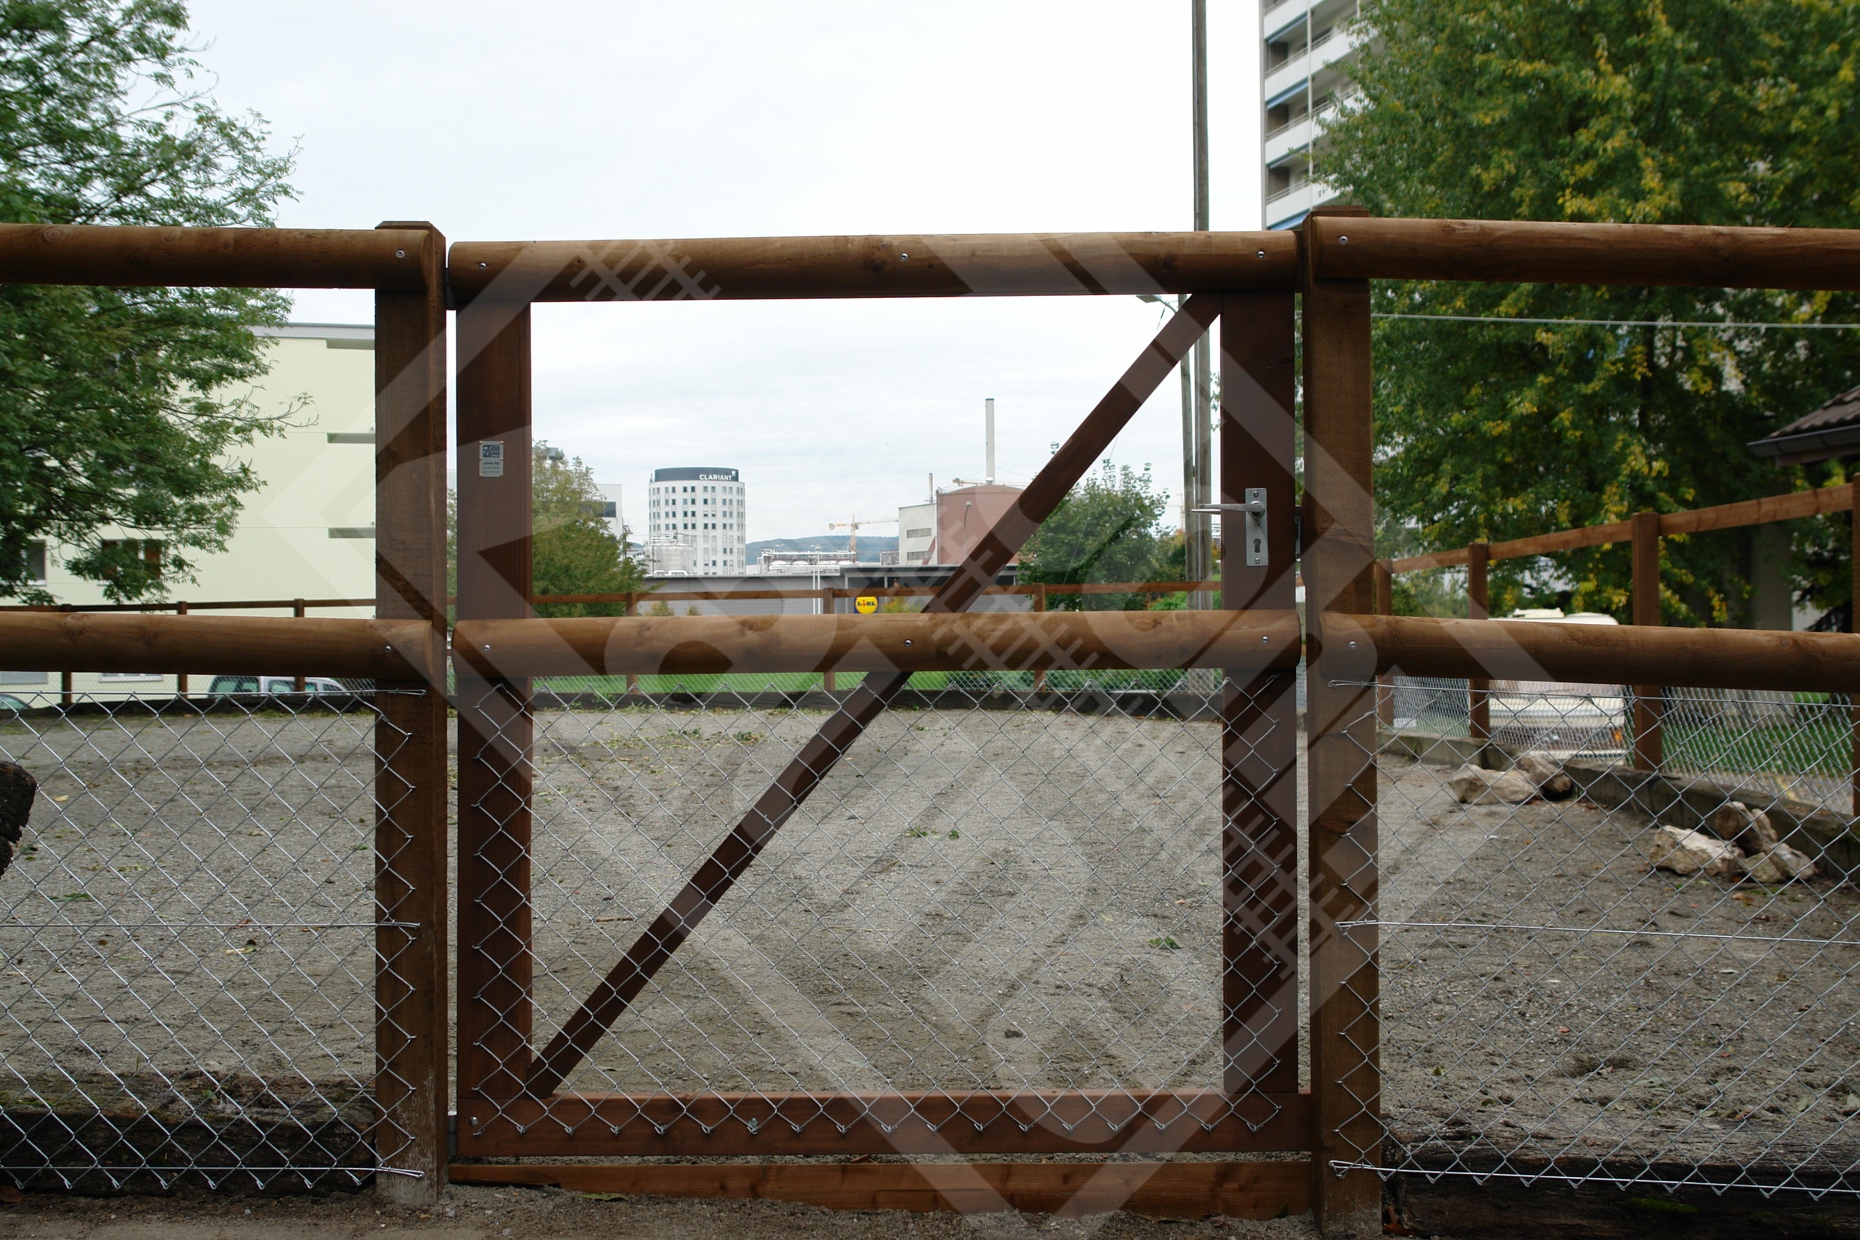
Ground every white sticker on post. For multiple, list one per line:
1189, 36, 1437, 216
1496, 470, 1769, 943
478, 441, 505, 478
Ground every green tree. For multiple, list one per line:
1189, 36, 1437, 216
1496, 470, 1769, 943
1019, 460, 1172, 610
1323, 0, 1860, 625
0, 0, 297, 602
532, 443, 647, 618
445, 443, 648, 619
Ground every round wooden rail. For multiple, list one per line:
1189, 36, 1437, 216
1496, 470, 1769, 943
1354, 613, 1860, 694
1388, 483, 1856, 574
451, 610, 1303, 678
447, 232, 1297, 302
0, 613, 441, 680
1307, 216, 1860, 291
0, 224, 434, 289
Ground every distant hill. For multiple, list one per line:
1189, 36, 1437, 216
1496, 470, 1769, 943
746, 534, 899, 561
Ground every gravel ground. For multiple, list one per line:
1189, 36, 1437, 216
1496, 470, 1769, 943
0, 698, 1854, 1208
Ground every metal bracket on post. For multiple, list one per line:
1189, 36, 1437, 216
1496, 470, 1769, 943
1193, 490, 1269, 567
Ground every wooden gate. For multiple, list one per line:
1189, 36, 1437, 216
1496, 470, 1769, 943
444, 230, 1363, 1218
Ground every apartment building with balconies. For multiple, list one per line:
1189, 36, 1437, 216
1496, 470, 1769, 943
1262, 0, 1362, 230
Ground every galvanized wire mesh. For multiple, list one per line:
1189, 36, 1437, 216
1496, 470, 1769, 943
1346, 676, 1860, 1196
458, 670, 1303, 1151
0, 691, 426, 1191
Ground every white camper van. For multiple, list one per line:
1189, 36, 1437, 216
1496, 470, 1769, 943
1487, 609, 1630, 759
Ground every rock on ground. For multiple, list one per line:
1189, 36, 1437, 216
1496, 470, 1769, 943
1711, 801, 1781, 854
1448, 764, 1537, 804
1513, 751, 1575, 801
1740, 841, 1819, 884
0, 761, 35, 880
1647, 824, 1743, 877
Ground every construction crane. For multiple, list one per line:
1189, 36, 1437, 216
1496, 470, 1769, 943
827, 514, 897, 561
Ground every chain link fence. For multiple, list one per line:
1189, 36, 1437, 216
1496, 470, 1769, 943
1350, 676, 1860, 1196
0, 691, 426, 1191
3, 666, 1855, 1194
459, 670, 1304, 1151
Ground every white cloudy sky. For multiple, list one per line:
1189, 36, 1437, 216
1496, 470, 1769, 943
187, 1, 1267, 542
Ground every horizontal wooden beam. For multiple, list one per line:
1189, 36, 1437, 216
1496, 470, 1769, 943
1389, 519, 1634, 573
1308, 216, 1860, 290
1388, 484, 1856, 575
451, 609, 1302, 678
447, 232, 1297, 302
0, 613, 440, 680
1658, 482, 1853, 537
456, 1089, 1309, 1158
447, 1158, 1311, 1219
1354, 613, 1860, 694
0, 224, 433, 289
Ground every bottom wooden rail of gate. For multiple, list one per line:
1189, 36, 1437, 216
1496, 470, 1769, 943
449, 609, 1310, 1212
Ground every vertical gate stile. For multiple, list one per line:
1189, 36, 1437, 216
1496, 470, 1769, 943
1853, 478, 1860, 817
1301, 207, 1382, 1236
373, 221, 450, 1203
456, 301, 537, 1122
1216, 290, 1300, 1101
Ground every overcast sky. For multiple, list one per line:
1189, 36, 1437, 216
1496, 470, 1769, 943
187, 1, 1266, 543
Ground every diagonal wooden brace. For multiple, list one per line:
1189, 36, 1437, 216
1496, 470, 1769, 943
524, 293, 1222, 1096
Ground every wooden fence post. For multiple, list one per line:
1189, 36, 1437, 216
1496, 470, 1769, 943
624, 591, 639, 695
372, 220, 450, 1205
820, 587, 837, 693
292, 598, 307, 692
1216, 289, 1299, 1107
454, 293, 535, 1175
175, 601, 188, 696
1033, 584, 1048, 694
1632, 511, 1664, 770
1301, 206, 1382, 1238
1467, 543, 1490, 750
59, 670, 71, 708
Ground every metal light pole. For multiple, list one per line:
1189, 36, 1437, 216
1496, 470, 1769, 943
1190, 0, 1212, 608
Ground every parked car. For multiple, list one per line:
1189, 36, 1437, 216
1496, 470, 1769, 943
0, 693, 28, 715
206, 675, 350, 696
1487, 610, 1629, 759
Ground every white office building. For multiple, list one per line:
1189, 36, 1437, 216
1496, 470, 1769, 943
1, 323, 378, 699
897, 501, 936, 566
1262, 0, 1363, 230
644, 467, 746, 576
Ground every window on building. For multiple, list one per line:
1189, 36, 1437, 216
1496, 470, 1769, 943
19, 541, 46, 585
99, 539, 162, 583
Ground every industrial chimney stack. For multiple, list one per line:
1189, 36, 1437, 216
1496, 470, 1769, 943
985, 397, 996, 485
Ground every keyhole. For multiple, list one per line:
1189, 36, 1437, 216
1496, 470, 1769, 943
1253, 538, 1262, 554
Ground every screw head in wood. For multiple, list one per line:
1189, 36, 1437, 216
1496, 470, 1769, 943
1339, 235, 1349, 244
395, 249, 406, 258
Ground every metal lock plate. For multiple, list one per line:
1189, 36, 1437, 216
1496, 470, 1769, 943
1244, 487, 1268, 567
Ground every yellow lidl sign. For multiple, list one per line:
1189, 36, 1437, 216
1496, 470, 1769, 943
855, 595, 878, 615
